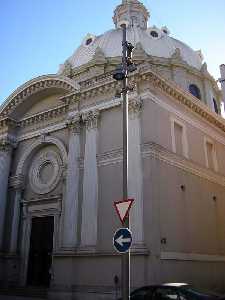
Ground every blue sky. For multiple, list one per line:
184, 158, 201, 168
1, 0, 225, 104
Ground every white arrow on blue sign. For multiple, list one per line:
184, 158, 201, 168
113, 228, 132, 253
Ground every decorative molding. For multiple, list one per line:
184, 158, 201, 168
18, 104, 68, 128
16, 136, 67, 175
0, 136, 17, 152
94, 142, 225, 188
23, 194, 62, 205
29, 149, 63, 195
170, 116, 189, 159
0, 76, 77, 118
53, 247, 149, 257
61, 60, 73, 79
138, 70, 225, 132
128, 96, 143, 118
161, 251, 225, 262
9, 174, 24, 190
142, 90, 225, 147
59, 68, 222, 135
82, 110, 100, 130
204, 136, 218, 172
142, 141, 225, 188
17, 122, 67, 142
66, 114, 81, 134
0, 117, 17, 132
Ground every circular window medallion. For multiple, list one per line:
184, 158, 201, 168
29, 150, 62, 195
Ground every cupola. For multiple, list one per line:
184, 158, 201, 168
113, 0, 150, 29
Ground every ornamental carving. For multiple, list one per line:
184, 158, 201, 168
82, 110, 100, 130
29, 149, 63, 195
66, 114, 81, 134
128, 97, 143, 118
0, 136, 17, 152
9, 174, 24, 190
62, 60, 73, 79
0, 77, 76, 118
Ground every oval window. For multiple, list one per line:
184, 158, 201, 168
189, 84, 201, 100
86, 38, 93, 46
150, 31, 159, 38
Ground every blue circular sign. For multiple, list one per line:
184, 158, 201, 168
113, 228, 132, 253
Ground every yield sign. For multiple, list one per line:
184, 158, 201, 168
114, 199, 134, 224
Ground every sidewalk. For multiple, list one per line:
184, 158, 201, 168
0, 296, 45, 300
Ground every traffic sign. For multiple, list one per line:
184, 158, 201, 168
114, 199, 134, 224
113, 228, 132, 253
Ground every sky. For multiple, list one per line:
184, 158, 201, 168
1, 0, 225, 105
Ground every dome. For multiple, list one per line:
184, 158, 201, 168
59, 0, 203, 73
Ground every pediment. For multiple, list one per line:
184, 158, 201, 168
0, 74, 79, 120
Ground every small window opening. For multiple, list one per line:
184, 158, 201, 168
86, 38, 93, 46
189, 84, 201, 100
150, 31, 159, 38
213, 98, 219, 114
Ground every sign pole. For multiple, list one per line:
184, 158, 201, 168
121, 23, 130, 300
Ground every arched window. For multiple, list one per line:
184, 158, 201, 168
213, 98, 219, 114
189, 84, 201, 100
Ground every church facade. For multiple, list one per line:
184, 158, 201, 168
1, 1, 225, 299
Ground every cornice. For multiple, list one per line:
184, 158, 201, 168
18, 104, 68, 128
70, 53, 218, 89
142, 142, 225, 188
59, 67, 225, 135
91, 142, 225, 188
0, 76, 77, 119
0, 117, 17, 135
137, 69, 225, 133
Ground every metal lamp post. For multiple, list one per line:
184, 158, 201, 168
113, 23, 137, 300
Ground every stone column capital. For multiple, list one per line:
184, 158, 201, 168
128, 97, 143, 118
0, 136, 17, 152
82, 110, 100, 130
66, 114, 81, 134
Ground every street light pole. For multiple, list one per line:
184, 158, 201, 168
121, 23, 130, 300
112, 22, 136, 300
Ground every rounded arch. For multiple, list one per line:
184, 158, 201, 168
0, 74, 79, 118
16, 135, 68, 176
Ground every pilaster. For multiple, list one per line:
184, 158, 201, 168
80, 110, 99, 250
128, 96, 144, 246
9, 175, 24, 254
62, 115, 81, 248
0, 137, 16, 251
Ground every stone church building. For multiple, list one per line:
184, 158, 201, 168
1, 0, 225, 299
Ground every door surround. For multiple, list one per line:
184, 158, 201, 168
19, 196, 62, 287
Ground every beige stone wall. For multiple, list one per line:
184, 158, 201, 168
98, 107, 123, 155
23, 93, 64, 118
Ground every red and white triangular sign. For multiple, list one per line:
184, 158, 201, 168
114, 199, 134, 224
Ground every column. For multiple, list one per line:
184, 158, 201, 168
128, 97, 144, 246
0, 138, 14, 250
80, 110, 99, 249
9, 175, 24, 253
20, 202, 30, 286
62, 115, 81, 248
